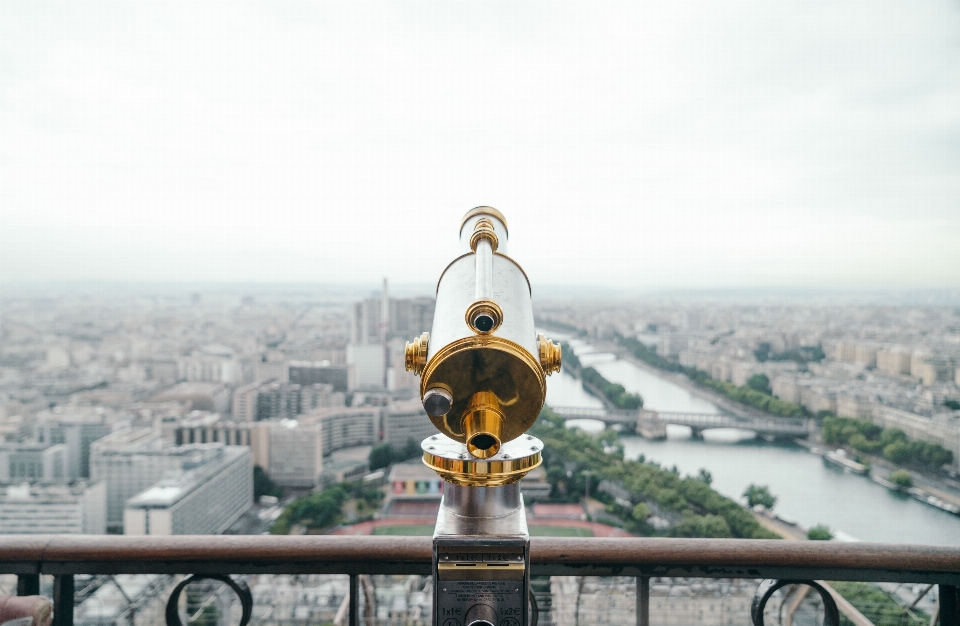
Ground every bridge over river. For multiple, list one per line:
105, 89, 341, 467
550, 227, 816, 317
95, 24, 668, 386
551, 406, 811, 440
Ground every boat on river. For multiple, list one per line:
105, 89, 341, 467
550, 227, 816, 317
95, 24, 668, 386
823, 449, 868, 475
906, 487, 960, 515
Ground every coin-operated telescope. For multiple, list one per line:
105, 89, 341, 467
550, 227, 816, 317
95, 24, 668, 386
405, 207, 561, 626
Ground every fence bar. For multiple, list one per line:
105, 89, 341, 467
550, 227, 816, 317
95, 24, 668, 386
52, 575, 74, 626
941, 585, 959, 626
349, 574, 359, 626
17, 574, 40, 596
637, 576, 649, 626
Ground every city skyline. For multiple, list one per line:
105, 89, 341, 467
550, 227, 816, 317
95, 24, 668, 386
2, 2, 960, 290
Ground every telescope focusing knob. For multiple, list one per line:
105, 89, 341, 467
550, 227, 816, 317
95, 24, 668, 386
423, 386, 453, 417
404, 332, 430, 375
538, 334, 562, 375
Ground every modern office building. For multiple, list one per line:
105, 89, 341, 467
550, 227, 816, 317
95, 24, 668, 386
349, 293, 435, 345
0, 443, 67, 484
90, 428, 177, 531
347, 344, 386, 390
288, 362, 349, 392
176, 344, 241, 385
253, 419, 324, 488
173, 417, 251, 447
300, 383, 346, 412
310, 407, 378, 455
383, 400, 435, 449
232, 382, 261, 422
0, 481, 106, 534
124, 445, 252, 535
33, 418, 111, 479
232, 380, 313, 421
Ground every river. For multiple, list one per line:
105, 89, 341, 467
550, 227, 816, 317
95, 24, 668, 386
545, 338, 960, 546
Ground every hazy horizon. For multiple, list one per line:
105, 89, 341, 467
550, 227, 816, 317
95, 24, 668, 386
2, 2, 959, 290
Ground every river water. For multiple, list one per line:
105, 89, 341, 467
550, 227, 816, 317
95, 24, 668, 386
546, 338, 960, 546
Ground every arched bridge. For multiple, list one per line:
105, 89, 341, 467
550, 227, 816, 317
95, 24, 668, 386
551, 406, 810, 440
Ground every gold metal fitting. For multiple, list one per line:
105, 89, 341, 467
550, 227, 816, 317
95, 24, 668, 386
404, 332, 430, 375
460, 206, 509, 235
462, 391, 505, 459
469, 218, 499, 252
538, 334, 562, 375
420, 335, 546, 446
421, 433, 543, 487
464, 300, 503, 335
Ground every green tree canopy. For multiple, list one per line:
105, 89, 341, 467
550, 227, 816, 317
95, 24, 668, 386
746, 374, 771, 395
743, 484, 777, 509
253, 465, 283, 500
883, 441, 910, 464
369, 444, 393, 471
808, 524, 833, 540
888, 469, 912, 488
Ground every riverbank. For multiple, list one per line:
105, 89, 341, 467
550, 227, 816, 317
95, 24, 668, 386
599, 341, 765, 419
795, 437, 960, 513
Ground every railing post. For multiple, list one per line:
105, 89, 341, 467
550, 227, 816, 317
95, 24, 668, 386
637, 576, 649, 626
349, 574, 359, 626
53, 575, 74, 626
941, 585, 959, 626
17, 574, 40, 596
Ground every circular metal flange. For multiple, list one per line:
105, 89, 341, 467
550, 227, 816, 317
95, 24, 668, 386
422, 433, 543, 487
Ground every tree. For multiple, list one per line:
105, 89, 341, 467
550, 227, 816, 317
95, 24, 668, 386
369, 444, 393, 471
253, 466, 282, 500
808, 524, 833, 541
394, 438, 421, 461
746, 374, 771, 395
632, 502, 651, 521
697, 468, 713, 485
888, 469, 912, 488
743, 484, 777, 509
880, 428, 907, 447
883, 441, 910, 464
669, 514, 732, 538
753, 342, 771, 363
944, 400, 960, 411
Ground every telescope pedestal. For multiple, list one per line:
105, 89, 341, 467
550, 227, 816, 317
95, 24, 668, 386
433, 481, 530, 626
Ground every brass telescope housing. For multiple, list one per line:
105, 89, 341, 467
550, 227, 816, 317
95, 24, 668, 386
405, 207, 561, 482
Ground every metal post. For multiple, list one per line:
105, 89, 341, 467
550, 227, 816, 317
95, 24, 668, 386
349, 574, 359, 626
637, 576, 649, 626
941, 585, 959, 626
17, 574, 40, 596
53, 575, 74, 626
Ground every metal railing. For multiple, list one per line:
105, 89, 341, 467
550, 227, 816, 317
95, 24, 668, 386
2, 536, 958, 626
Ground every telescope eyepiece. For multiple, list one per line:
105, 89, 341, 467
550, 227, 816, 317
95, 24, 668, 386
474, 313, 494, 332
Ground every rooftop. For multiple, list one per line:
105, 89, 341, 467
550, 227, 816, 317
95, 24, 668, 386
126, 445, 249, 509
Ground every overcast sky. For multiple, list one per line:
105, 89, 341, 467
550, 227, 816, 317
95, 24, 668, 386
1, 1, 959, 292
